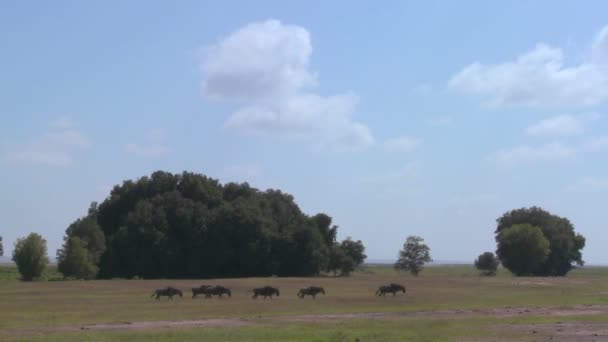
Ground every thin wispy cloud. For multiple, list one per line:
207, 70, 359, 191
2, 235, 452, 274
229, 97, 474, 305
427, 116, 453, 126
11, 118, 90, 166
124, 129, 172, 158
491, 143, 576, 164
383, 136, 422, 153
566, 176, 608, 192
201, 19, 374, 151
526, 114, 584, 137
585, 136, 608, 150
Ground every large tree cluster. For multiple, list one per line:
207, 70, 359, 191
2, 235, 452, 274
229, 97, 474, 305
59, 171, 365, 279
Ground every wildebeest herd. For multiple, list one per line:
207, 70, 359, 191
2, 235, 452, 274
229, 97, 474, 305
151, 283, 405, 300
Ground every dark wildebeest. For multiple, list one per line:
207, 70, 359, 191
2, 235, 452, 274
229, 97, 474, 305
251, 286, 280, 299
297, 286, 326, 299
376, 283, 406, 296
199, 285, 232, 298
191, 285, 212, 298
151, 286, 183, 300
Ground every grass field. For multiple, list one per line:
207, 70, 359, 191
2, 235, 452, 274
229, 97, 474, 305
1, 264, 608, 341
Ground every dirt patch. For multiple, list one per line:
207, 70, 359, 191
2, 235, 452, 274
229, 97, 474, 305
80, 318, 253, 330
500, 322, 608, 342
6, 305, 608, 336
278, 305, 608, 323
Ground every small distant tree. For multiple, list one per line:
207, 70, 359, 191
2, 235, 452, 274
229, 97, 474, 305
496, 224, 550, 276
57, 237, 99, 279
0, 236, 3, 256
394, 236, 432, 276
475, 252, 499, 276
12, 233, 49, 281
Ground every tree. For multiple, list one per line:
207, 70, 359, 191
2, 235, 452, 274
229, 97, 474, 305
496, 224, 550, 276
0, 236, 3, 257
57, 237, 98, 279
326, 244, 347, 276
394, 236, 432, 276
474, 252, 499, 276
12, 233, 49, 281
495, 207, 585, 276
325, 238, 367, 277
340, 237, 367, 266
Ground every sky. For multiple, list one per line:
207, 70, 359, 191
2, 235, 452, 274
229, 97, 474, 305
1, 1, 608, 264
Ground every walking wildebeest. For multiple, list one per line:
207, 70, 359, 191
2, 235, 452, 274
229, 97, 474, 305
375, 283, 406, 296
151, 286, 183, 300
297, 286, 326, 299
191, 285, 212, 298
198, 285, 232, 298
251, 286, 280, 299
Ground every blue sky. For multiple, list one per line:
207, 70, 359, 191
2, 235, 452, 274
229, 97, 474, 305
1, 1, 608, 264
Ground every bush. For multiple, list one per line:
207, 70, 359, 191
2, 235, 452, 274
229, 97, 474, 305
474, 252, 499, 276
12, 233, 49, 281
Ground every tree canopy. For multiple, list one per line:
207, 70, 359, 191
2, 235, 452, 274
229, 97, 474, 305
0, 236, 3, 257
495, 207, 585, 276
394, 236, 432, 276
326, 237, 367, 276
12, 233, 49, 281
61, 170, 364, 279
496, 224, 550, 276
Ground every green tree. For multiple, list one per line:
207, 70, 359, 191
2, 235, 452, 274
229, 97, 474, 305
325, 238, 367, 277
474, 252, 499, 276
12, 233, 48, 281
57, 237, 98, 279
326, 244, 347, 276
340, 237, 367, 266
496, 224, 550, 276
496, 207, 585, 276
64, 215, 106, 264
0, 236, 3, 257
394, 236, 432, 276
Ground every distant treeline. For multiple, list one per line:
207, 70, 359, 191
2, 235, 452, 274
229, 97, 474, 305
57, 171, 366, 279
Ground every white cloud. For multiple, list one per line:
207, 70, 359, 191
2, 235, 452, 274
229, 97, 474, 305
491, 143, 576, 164
124, 129, 172, 158
449, 25, 608, 108
226, 93, 357, 137
12, 119, 90, 166
202, 20, 316, 101
526, 114, 584, 136
383, 136, 422, 153
201, 19, 373, 150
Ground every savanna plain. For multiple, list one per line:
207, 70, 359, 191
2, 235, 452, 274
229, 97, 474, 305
1, 265, 608, 342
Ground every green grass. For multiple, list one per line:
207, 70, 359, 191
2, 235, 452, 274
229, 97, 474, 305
2, 264, 608, 341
